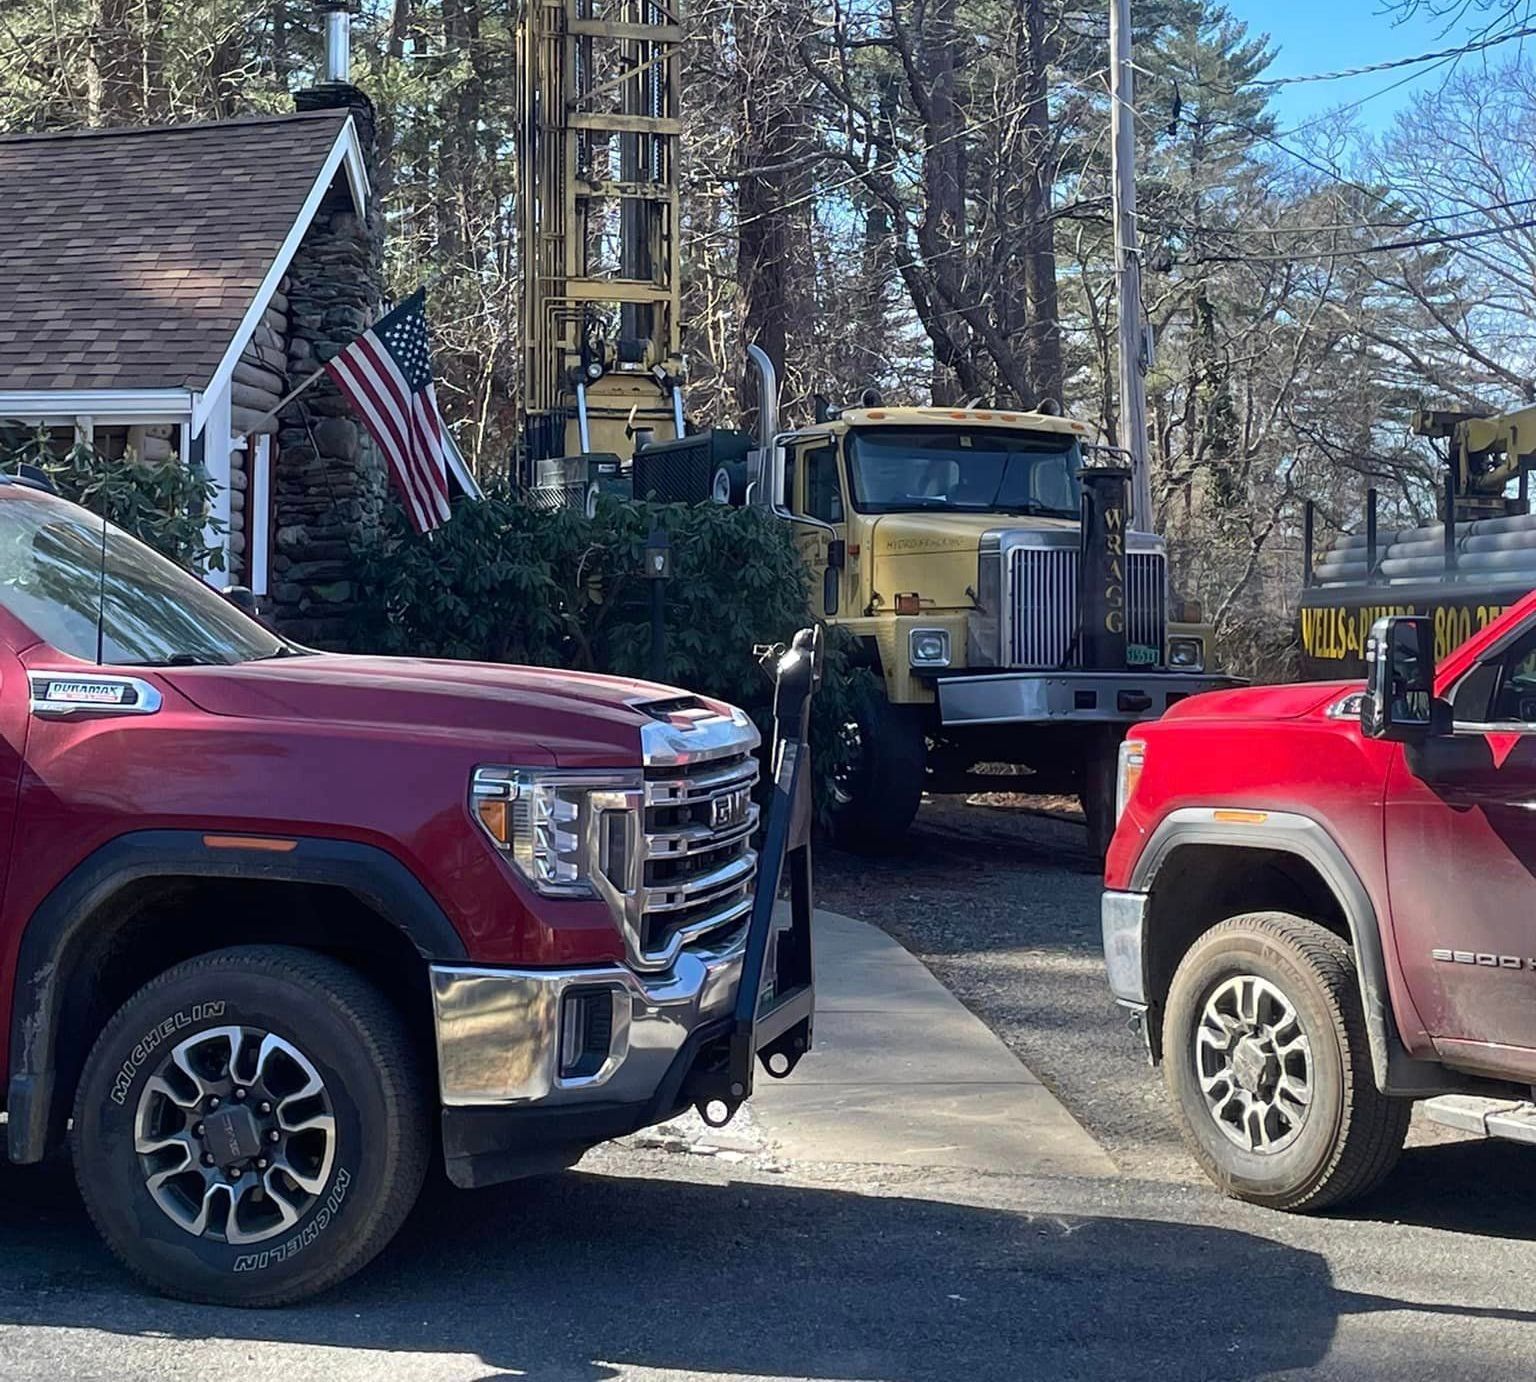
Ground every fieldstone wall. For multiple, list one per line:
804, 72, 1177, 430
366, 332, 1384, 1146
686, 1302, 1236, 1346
270, 85, 388, 647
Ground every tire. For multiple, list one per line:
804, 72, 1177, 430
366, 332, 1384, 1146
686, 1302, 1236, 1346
1163, 912, 1410, 1212
711, 461, 748, 505
72, 945, 429, 1306
1081, 727, 1122, 861
830, 688, 926, 852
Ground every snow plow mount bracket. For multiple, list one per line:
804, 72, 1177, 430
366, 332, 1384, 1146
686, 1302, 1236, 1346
687, 626, 820, 1117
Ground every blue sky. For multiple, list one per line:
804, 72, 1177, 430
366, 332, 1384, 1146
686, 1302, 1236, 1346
1222, 0, 1533, 135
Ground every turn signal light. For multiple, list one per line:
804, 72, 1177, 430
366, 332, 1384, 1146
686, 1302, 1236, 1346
475, 795, 511, 845
895, 593, 921, 615
1115, 739, 1146, 824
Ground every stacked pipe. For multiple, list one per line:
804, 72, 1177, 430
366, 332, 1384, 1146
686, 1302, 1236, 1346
1313, 510, 1536, 586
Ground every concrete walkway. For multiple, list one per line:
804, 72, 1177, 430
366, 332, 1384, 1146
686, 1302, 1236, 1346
749, 909, 1117, 1177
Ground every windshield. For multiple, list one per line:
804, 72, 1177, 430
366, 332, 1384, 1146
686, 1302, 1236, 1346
846, 427, 1082, 516
0, 492, 286, 666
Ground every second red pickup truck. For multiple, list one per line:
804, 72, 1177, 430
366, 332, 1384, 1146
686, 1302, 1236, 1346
0, 476, 815, 1305
1105, 590, 1536, 1210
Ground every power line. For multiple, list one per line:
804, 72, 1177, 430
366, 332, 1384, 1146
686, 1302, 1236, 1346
1247, 22, 1536, 88
1157, 195, 1536, 239
1190, 214, 1536, 265
1179, 22, 1536, 101
1270, 50, 1460, 137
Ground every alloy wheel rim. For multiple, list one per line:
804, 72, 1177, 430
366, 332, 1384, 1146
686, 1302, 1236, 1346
133, 1025, 337, 1244
830, 719, 864, 806
1195, 974, 1312, 1155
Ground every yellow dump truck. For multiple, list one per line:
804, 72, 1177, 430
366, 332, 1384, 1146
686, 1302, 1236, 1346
746, 391, 1229, 854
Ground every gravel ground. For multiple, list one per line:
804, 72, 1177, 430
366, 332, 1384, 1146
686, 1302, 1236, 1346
816, 792, 1461, 1183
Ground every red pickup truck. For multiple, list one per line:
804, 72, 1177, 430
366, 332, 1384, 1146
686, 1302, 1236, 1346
1104, 590, 1536, 1211
0, 477, 814, 1305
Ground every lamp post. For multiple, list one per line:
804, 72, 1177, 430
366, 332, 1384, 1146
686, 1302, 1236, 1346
644, 526, 671, 682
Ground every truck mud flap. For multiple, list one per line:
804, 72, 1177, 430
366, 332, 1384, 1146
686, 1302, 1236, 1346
685, 627, 819, 1126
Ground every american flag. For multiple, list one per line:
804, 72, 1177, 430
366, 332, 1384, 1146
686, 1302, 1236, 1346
324, 288, 456, 534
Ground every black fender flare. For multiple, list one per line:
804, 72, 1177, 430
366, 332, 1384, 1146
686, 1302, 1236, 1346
7, 829, 465, 1163
1131, 807, 1454, 1098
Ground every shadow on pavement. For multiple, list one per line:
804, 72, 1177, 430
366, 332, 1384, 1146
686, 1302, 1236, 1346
1348, 1137, 1536, 1239
0, 1161, 1530, 1380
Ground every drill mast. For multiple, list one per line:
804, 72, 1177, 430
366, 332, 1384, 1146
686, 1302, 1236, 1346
520, 0, 687, 470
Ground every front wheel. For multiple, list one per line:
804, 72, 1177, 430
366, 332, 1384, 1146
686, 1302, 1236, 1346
1162, 912, 1410, 1212
72, 945, 429, 1305
830, 689, 927, 852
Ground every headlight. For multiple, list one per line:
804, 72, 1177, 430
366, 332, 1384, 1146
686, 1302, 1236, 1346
909, 628, 951, 667
471, 767, 640, 896
1115, 738, 1146, 824
1168, 635, 1204, 671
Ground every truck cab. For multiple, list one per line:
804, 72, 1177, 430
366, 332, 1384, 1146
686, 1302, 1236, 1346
764, 404, 1228, 852
1103, 590, 1536, 1211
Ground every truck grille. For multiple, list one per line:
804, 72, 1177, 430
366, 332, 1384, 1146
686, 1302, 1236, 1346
629, 701, 762, 968
1006, 546, 1167, 668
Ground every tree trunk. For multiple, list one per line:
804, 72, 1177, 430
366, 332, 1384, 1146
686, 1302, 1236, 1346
734, 1, 807, 429
1017, 0, 1062, 406
919, 0, 970, 402
86, 0, 141, 126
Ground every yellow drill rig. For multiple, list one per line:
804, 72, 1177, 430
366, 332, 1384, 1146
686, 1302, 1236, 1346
516, 0, 1230, 856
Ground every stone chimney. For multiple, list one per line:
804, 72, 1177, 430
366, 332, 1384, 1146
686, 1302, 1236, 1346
270, 0, 389, 647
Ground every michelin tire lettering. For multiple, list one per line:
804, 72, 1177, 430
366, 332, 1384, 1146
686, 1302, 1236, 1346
232, 1167, 352, 1272
108, 1002, 227, 1106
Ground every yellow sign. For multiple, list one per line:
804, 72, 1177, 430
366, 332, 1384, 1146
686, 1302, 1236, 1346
1300, 601, 1508, 665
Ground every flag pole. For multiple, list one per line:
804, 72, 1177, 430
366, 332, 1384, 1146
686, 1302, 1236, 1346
233, 363, 328, 446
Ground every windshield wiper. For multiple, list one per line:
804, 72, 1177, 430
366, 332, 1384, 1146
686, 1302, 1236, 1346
125, 652, 232, 667
996, 502, 1074, 517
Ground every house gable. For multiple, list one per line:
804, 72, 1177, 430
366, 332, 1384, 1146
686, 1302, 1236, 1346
0, 111, 367, 403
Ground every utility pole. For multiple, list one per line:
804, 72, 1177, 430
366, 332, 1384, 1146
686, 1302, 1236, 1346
1110, 0, 1153, 528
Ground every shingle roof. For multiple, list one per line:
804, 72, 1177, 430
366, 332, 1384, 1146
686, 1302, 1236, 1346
0, 110, 352, 394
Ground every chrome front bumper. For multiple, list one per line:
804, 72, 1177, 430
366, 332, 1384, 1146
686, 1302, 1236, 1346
429, 928, 745, 1108
1101, 889, 1149, 1008
937, 670, 1233, 726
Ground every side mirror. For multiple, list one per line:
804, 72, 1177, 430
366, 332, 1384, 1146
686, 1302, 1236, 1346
222, 585, 259, 618
770, 434, 792, 511
1363, 614, 1437, 741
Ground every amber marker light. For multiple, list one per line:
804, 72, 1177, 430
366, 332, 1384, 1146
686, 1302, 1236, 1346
202, 835, 298, 853
1212, 809, 1270, 825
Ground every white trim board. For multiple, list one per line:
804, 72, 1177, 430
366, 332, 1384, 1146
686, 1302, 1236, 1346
0, 389, 193, 422
190, 116, 371, 437
250, 435, 272, 596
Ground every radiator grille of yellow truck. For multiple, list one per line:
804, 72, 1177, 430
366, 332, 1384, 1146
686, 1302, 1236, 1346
1006, 547, 1167, 668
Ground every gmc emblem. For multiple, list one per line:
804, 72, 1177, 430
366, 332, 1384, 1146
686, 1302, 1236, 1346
710, 787, 750, 831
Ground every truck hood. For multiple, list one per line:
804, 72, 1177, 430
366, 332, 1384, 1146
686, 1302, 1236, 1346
156, 654, 694, 767
869, 512, 1077, 611
1160, 679, 1355, 724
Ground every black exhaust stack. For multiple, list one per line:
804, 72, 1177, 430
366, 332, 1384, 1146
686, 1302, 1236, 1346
1078, 466, 1132, 670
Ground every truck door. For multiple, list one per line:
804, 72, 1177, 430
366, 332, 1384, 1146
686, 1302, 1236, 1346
1384, 621, 1536, 1061
787, 437, 846, 618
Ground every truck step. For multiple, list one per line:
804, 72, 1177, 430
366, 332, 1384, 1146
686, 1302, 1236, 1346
1422, 1094, 1536, 1145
